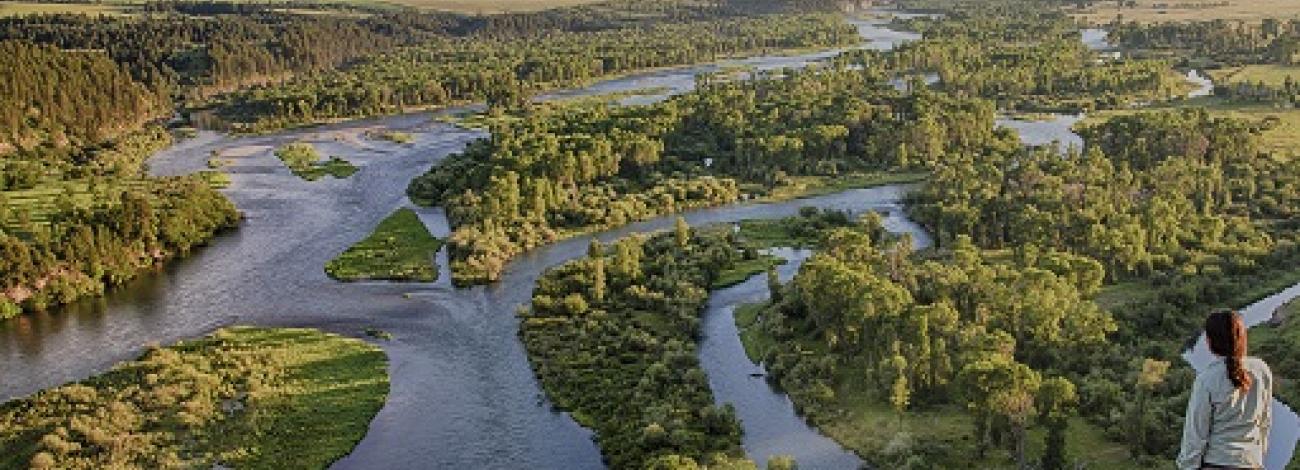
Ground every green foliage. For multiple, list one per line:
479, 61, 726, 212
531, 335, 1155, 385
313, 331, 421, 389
216, 12, 859, 131
274, 143, 358, 181
748, 226, 1119, 466
0, 326, 389, 469
735, 207, 860, 249
325, 208, 443, 282
522, 228, 763, 468
409, 64, 1009, 285
0, 175, 239, 315
852, 8, 1192, 113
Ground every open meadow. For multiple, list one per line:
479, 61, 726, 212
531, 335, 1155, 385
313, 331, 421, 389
1069, 0, 1300, 24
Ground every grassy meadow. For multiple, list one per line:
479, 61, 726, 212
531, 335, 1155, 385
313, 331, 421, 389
0, 326, 389, 469
1207, 65, 1300, 87
0, 1, 133, 16
1069, 0, 1300, 24
325, 207, 443, 282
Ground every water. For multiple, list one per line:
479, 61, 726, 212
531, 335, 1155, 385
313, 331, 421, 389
996, 114, 1086, 151
0, 16, 930, 469
1081, 28, 1113, 51
1186, 69, 1216, 98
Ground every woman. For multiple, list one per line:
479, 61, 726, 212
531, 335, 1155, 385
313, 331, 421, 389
1178, 309, 1274, 470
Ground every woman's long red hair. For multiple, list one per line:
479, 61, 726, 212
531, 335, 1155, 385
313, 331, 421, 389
1205, 309, 1252, 390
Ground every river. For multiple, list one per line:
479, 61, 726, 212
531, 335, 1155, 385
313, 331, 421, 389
0, 13, 928, 470
3, 11, 1297, 470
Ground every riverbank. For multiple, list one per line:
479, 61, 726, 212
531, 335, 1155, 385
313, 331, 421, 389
0, 326, 388, 469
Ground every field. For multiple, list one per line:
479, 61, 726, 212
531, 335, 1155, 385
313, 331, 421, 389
0, 0, 603, 14
1069, 0, 1300, 24
0, 326, 389, 469
0, 1, 132, 16
325, 208, 443, 282
1207, 65, 1300, 87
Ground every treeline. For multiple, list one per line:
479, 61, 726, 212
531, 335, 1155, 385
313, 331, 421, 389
1110, 19, 1300, 68
522, 224, 763, 468
0, 41, 169, 162
408, 66, 1010, 285
1214, 75, 1300, 106
213, 13, 859, 131
0, 0, 851, 141
753, 221, 1114, 467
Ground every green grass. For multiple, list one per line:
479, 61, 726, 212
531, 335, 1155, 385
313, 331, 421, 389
325, 208, 443, 282
750, 171, 928, 202
274, 143, 359, 181
736, 219, 824, 249
1069, 0, 1300, 24
712, 254, 784, 289
0, 326, 389, 469
734, 302, 775, 362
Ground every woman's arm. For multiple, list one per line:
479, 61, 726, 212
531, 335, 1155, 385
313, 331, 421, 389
1177, 375, 1211, 470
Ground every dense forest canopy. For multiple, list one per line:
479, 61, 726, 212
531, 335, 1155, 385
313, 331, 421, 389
407, 66, 1011, 285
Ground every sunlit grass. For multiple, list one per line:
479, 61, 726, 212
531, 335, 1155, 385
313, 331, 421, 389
325, 208, 443, 282
1208, 65, 1300, 87
1069, 0, 1300, 24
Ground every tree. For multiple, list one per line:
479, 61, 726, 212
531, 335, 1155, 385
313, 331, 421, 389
890, 372, 911, 421
1037, 377, 1078, 470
